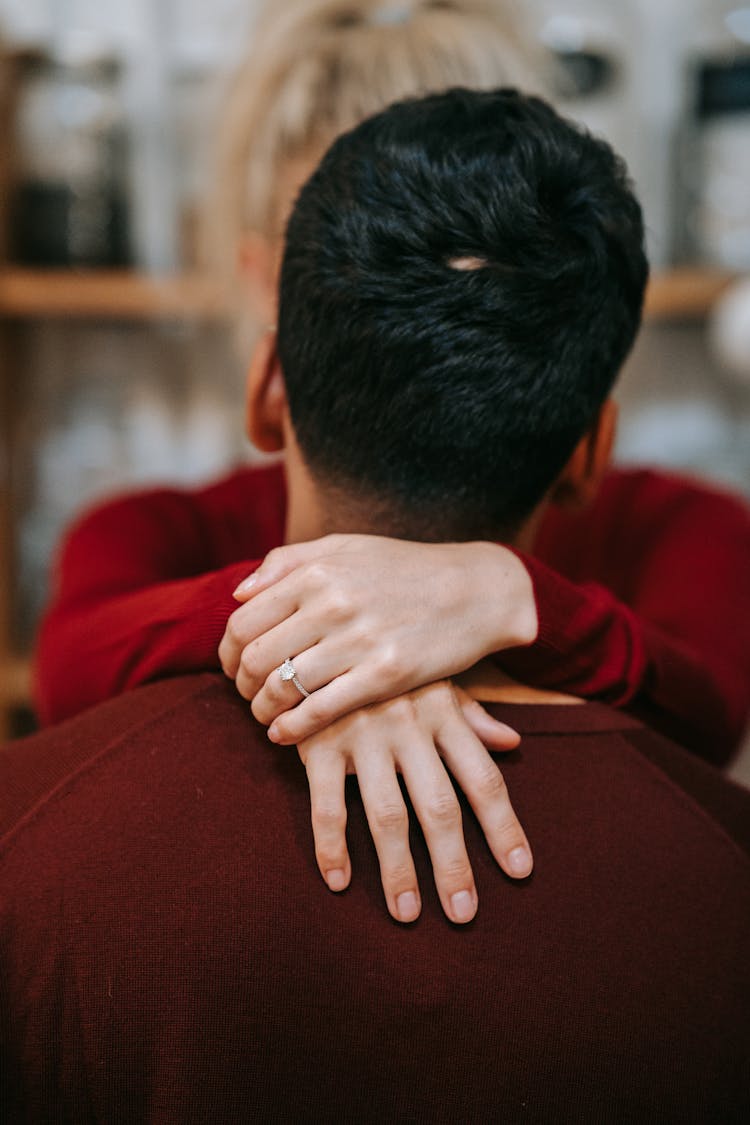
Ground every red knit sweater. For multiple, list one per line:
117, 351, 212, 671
34, 463, 750, 762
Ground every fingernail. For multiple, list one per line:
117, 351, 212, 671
508, 846, 533, 878
450, 890, 476, 923
267, 724, 280, 743
396, 891, 419, 922
232, 574, 258, 598
326, 869, 348, 892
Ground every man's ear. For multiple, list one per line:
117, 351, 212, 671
245, 330, 288, 453
237, 231, 279, 325
549, 398, 618, 510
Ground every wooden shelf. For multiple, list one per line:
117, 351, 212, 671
0, 266, 738, 322
0, 269, 228, 321
0, 656, 32, 709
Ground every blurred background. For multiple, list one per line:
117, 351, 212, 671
0, 1, 749, 759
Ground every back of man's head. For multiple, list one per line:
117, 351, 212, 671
279, 87, 648, 540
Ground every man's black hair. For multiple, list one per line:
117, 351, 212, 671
278, 87, 648, 540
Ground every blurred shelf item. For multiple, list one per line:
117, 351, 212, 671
0, 266, 737, 323
0, 269, 228, 320
644, 268, 737, 320
0, 656, 31, 706
0, 657, 32, 738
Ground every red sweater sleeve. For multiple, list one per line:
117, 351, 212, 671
36, 460, 749, 765
500, 469, 750, 764
34, 465, 286, 726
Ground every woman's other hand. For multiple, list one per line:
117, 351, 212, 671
294, 679, 532, 925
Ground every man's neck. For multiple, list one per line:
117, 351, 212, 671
280, 450, 577, 705
282, 453, 327, 544
280, 426, 548, 553
458, 660, 581, 705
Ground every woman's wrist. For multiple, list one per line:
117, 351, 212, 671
463, 541, 539, 655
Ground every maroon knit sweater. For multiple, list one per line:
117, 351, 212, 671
2, 673, 749, 1123
34, 464, 750, 762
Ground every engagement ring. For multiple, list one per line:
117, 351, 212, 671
278, 657, 311, 699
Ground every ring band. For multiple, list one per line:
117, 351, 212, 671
278, 657, 311, 699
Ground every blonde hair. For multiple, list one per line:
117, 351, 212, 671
209, 0, 553, 279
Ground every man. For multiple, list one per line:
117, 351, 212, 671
2, 89, 749, 1121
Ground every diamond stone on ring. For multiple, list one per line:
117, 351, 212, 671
278, 657, 311, 699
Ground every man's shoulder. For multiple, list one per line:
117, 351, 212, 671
0, 674, 237, 848
617, 717, 750, 860
487, 699, 750, 866
3, 683, 749, 907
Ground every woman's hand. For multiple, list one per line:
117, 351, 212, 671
219, 534, 537, 744
295, 679, 532, 924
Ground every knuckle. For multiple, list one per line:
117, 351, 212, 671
442, 684, 465, 716
313, 803, 347, 835
425, 791, 462, 828
375, 645, 408, 688
337, 708, 369, 740
221, 629, 237, 659
497, 815, 525, 845
225, 613, 245, 644
323, 589, 354, 624
372, 802, 408, 835
347, 621, 371, 651
263, 675, 285, 705
250, 695, 264, 721
303, 697, 332, 728
441, 858, 474, 886
317, 847, 348, 872
474, 762, 508, 801
304, 560, 331, 592
373, 695, 413, 724
425, 679, 452, 702
384, 862, 416, 889
239, 652, 263, 691
251, 694, 273, 723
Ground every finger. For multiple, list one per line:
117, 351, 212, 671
232, 614, 325, 704
456, 689, 521, 751
304, 748, 351, 892
233, 540, 331, 602
267, 667, 393, 744
219, 580, 306, 678
397, 741, 478, 925
356, 748, 421, 924
252, 632, 368, 723
438, 718, 533, 881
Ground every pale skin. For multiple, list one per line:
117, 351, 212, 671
224, 533, 538, 743
296, 679, 529, 924
219, 329, 617, 924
